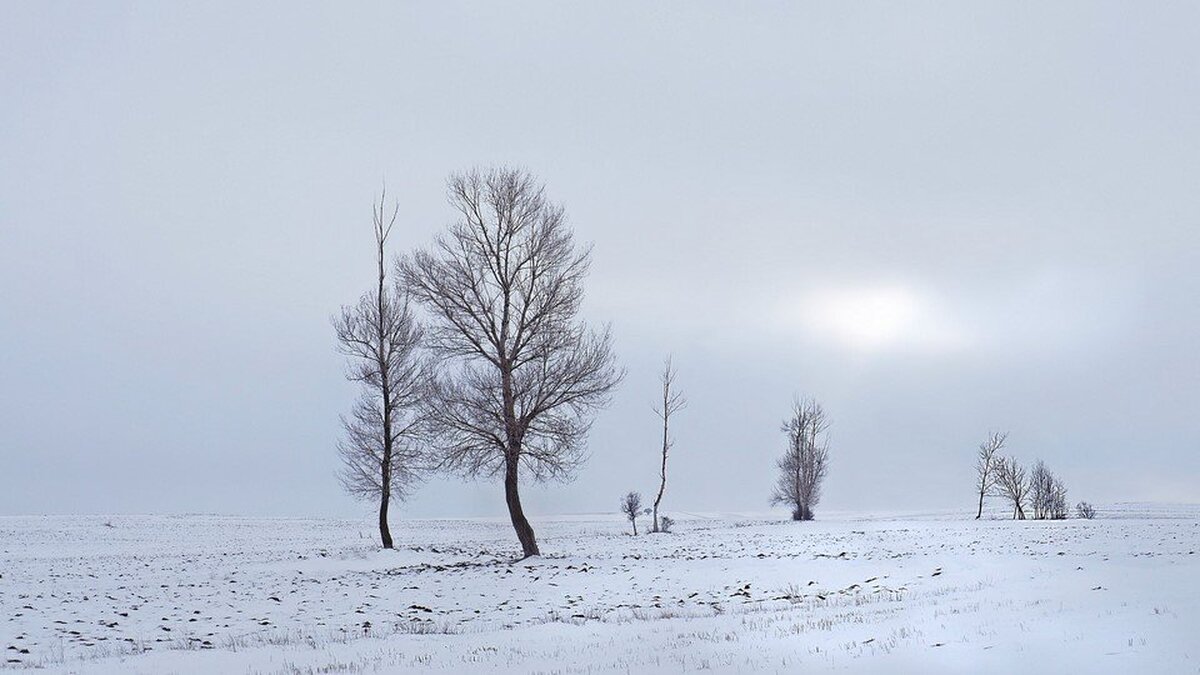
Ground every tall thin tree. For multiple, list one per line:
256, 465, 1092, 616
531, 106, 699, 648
974, 431, 1007, 519
333, 193, 426, 549
651, 356, 685, 533
400, 167, 622, 558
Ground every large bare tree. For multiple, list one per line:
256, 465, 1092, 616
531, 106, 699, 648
333, 193, 426, 549
651, 356, 685, 533
400, 167, 622, 558
974, 431, 1007, 519
770, 398, 830, 521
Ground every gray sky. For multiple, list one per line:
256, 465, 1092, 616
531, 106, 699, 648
3, 2, 1198, 519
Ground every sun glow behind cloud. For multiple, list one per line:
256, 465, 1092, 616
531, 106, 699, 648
780, 285, 969, 355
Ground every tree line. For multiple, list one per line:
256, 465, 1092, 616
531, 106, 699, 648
974, 431, 1094, 520
335, 166, 1094, 558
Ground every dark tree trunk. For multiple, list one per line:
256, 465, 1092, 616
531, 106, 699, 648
378, 450, 393, 549
976, 491, 985, 520
504, 456, 539, 558
378, 489, 393, 549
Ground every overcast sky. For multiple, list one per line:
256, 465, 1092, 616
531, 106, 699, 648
3, 2, 1198, 520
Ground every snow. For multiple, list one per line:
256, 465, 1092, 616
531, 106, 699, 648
2, 506, 1198, 673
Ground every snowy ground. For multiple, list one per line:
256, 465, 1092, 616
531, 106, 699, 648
2, 505, 1197, 674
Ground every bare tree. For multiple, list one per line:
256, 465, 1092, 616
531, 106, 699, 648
1029, 460, 1051, 520
333, 193, 426, 549
621, 491, 642, 535
1030, 460, 1069, 520
651, 356, 686, 533
1075, 501, 1096, 519
1050, 477, 1069, 520
399, 167, 623, 558
974, 431, 1007, 519
995, 456, 1028, 520
770, 398, 830, 521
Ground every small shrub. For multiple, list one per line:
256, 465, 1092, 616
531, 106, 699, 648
658, 516, 674, 533
1075, 501, 1096, 519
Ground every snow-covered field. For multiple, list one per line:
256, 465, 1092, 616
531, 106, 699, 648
3, 505, 1198, 674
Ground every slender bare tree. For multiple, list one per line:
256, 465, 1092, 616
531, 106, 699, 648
651, 356, 686, 533
621, 491, 642, 535
333, 193, 426, 549
995, 456, 1028, 520
974, 431, 1007, 519
770, 398, 830, 521
400, 167, 622, 558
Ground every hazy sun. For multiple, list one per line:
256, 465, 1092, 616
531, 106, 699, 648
784, 285, 963, 354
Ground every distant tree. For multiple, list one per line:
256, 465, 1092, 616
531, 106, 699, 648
658, 515, 675, 533
333, 193, 427, 549
1030, 460, 1069, 520
651, 356, 686, 533
1051, 480, 1068, 520
1030, 460, 1049, 520
995, 456, 1028, 520
1075, 501, 1096, 519
621, 491, 643, 535
770, 398, 830, 521
974, 431, 1007, 519
399, 167, 623, 558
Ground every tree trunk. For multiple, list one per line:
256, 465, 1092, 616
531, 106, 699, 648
793, 503, 812, 521
504, 456, 539, 558
632, 518, 638, 536
378, 489, 393, 549
376, 389, 394, 548
652, 417, 668, 532
976, 490, 984, 520
378, 445, 393, 549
